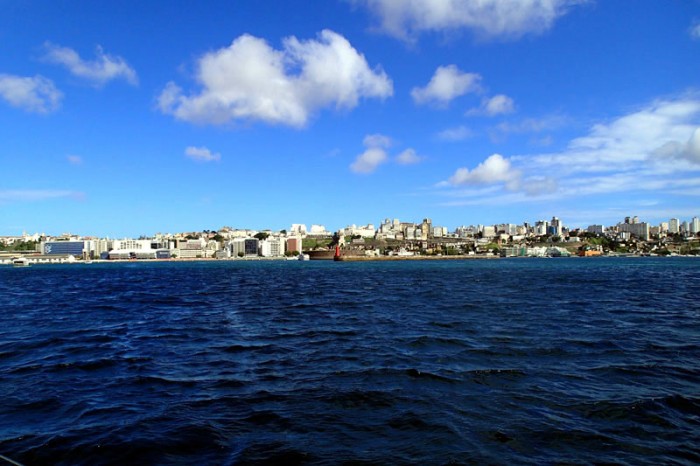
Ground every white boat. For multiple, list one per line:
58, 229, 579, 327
12, 257, 30, 267
298, 253, 310, 261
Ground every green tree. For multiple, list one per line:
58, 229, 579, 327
254, 232, 269, 241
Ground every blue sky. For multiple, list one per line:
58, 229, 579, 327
1, 0, 699, 237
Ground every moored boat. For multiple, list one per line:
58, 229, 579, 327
12, 257, 30, 267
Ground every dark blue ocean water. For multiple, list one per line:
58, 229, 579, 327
1, 258, 699, 465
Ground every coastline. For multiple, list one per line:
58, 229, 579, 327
334, 254, 500, 262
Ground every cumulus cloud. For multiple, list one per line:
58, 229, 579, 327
447, 153, 520, 188
43, 42, 138, 86
350, 134, 391, 174
0, 74, 62, 113
411, 65, 481, 106
467, 94, 515, 116
355, 0, 586, 41
159, 30, 393, 128
437, 125, 473, 141
351, 149, 388, 174
396, 148, 422, 165
185, 146, 221, 162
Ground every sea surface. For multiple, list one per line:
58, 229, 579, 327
1, 258, 699, 465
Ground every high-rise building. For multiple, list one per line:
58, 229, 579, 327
550, 217, 562, 236
691, 217, 700, 234
669, 218, 680, 234
617, 221, 650, 240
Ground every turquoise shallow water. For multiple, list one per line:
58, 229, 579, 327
1, 258, 699, 465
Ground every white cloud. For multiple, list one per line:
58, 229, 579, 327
447, 153, 520, 187
43, 42, 138, 86
351, 148, 388, 174
690, 21, 700, 40
396, 148, 422, 165
159, 30, 392, 128
495, 115, 567, 134
0, 189, 84, 203
185, 146, 221, 162
356, 0, 586, 41
467, 94, 515, 116
67, 155, 83, 165
411, 65, 481, 106
0, 74, 62, 113
363, 133, 392, 148
437, 125, 473, 141
440, 96, 700, 206
653, 127, 700, 164
535, 98, 700, 173
350, 133, 391, 173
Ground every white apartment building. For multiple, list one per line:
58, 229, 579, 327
691, 217, 700, 234
112, 239, 153, 250
534, 221, 549, 236
431, 226, 448, 237
343, 224, 376, 238
669, 218, 680, 234
617, 221, 650, 240
481, 226, 497, 239
259, 237, 286, 257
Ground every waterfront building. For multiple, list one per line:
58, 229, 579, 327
112, 239, 153, 251
286, 236, 302, 254
41, 240, 85, 256
691, 217, 700, 234
171, 238, 212, 259
244, 238, 259, 256
228, 238, 245, 257
259, 237, 286, 257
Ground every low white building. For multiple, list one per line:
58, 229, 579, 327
259, 237, 286, 257
343, 224, 376, 238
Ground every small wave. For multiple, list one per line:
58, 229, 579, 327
219, 343, 271, 353
131, 375, 199, 387
467, 368, 527, 386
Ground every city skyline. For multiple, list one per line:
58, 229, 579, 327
1, 1, 699, 237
